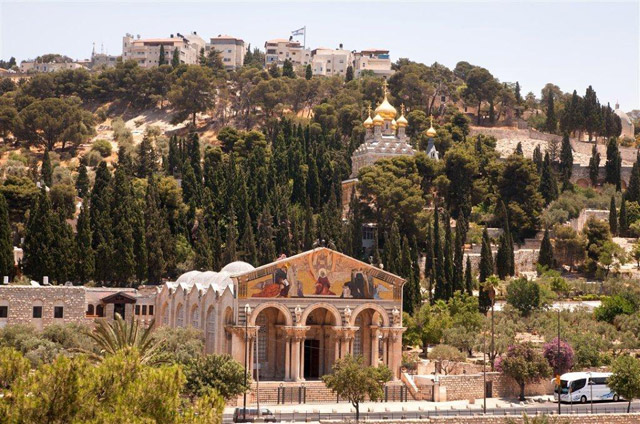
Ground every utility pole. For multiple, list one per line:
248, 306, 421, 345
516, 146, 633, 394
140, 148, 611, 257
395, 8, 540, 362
557, 309, 561, 415
243, 304, 251, 422
483, 331, 487, 414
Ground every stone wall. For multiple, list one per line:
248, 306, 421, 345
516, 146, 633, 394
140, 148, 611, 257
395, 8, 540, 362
437, 372, 553, 401
0, 285, 87, 329
336, 414, 640, 424
464, 248, 540, 276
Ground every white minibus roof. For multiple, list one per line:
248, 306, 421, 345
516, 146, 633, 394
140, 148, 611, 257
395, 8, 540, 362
560, 372, 611, 381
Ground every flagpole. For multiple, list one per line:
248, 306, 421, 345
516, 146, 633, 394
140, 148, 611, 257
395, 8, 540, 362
303, 26, 306, 50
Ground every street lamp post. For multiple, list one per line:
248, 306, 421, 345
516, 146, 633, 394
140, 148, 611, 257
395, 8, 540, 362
589, 372, 594, 414
483, 331, 487, 414
243, 304, 251, 422
557, 309, 561, 415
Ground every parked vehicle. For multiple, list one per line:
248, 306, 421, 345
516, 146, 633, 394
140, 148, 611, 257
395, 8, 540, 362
553, 372, 621, 403
232, 407, 277, 423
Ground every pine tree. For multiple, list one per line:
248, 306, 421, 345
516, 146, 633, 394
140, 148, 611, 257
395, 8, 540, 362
75, 164, 90, 198
609, 195, 618, 236
158, 44, 166, 65
74, 203, 94, 282
465, 256, 473, 296
0, 194, 12, 279
559, 133, 573, 190
539, 152, 559, 205
538, 228, 554, 268
619, 197, 628, 237
532, 145, 543, 173
589, 144, 600, 186
23, 189, 55, 282
346, 65, 354, 82
478, 228, 494, 313
433, 206, 446, 301
305, 64, 312, 80
626, 152, 640, 202
171, 48, 180, 67
224, 208, 238, 264
545, 91, 557, 133
41, 149, 52, 187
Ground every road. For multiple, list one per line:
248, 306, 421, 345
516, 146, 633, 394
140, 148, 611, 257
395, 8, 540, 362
223, 400, 640, 423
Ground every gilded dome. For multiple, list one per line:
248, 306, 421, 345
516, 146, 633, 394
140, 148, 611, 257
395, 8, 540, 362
375, 95, 397, 120
426, 126, 437, 137
397, 115, 408, 127
391, 119, 397, 130
372, 113, 384, 126
363, 115, 373, 128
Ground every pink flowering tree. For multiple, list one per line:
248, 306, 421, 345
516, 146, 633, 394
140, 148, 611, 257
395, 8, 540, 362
543, 338, 574, 375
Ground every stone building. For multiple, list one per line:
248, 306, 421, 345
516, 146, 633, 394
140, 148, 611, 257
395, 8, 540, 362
122, 32, 206, 68
614, 103, 635, 140
207, 35, 245, 70
264, 38, 311, 69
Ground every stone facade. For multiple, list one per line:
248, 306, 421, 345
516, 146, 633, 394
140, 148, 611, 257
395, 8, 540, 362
437, 372, 552, 401
340, 414, 640, 424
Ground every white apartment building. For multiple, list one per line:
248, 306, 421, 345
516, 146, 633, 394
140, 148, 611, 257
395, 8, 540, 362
122, 32, 206, 68
311, 46, 353, 77
264, 38, 311, 69
207, 35, 245, 70
354, 49, 394, 78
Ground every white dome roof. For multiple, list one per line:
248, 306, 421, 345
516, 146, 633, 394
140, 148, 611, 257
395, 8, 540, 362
220, 261, 255, 275
173, 270, 234, 295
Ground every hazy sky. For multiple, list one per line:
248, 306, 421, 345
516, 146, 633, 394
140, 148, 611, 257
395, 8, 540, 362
1, 1, 639, 110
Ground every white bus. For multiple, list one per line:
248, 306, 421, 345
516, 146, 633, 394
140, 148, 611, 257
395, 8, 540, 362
554, 372, 620, 403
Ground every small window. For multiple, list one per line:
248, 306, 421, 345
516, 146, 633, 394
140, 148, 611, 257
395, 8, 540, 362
54, 306, 64, 319
96, 305, 104, 317
135, 305, 141, 315
148, 305, 154, 316
33, 306, 42, 318
87, 304, 94, 315
142, 305, 147, 315
0, 306, 7, 318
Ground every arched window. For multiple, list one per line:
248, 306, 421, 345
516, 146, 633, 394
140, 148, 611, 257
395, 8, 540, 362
176, 304, 184, 328
87, 304, 95, 316
256, 313, 268, 365
96, 304, 104, 317
353, 315, 363, 357
206, 307, 216, 352
162, 303, 169, 325
191, 305, 200, 329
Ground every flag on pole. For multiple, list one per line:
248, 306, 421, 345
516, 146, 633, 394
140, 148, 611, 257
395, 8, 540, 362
291, 27, 305, 36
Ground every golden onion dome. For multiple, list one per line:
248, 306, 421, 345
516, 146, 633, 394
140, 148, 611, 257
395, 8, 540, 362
396, 114, 408, 127
372, 113, 384, 126
375, 94, 397, 120
426, 126, 437, 137
363, 115, 373, 128
391, 119, 397, 129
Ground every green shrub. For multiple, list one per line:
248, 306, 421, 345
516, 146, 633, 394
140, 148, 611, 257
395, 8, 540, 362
91, 139, 112, 157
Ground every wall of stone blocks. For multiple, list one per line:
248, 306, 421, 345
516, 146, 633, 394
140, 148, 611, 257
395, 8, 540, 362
0, 286, 87, 329
438, 373, 552, 401
323, 413, 640, 424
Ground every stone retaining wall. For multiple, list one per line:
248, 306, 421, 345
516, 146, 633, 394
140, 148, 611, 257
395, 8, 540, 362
438, 373, 553, 401
333, 414, 640, 424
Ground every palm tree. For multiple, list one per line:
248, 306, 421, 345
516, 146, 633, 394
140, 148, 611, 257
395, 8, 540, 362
481, 274, 503, 370
85, 314, 164, 365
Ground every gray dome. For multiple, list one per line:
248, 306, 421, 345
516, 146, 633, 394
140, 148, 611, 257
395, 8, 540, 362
220, 261, 255, 275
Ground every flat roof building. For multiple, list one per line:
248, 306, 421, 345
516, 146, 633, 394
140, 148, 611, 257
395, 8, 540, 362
208, 35, 245, 70
264, 38, 311, 69
311, 46, 353, 77
122, 32, 206, 68
354, 49, 394, 78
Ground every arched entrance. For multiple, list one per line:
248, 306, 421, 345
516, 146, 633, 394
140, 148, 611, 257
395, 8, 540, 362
351, 306, 387, 367
254, 306, 289, 380
303, 306, 339, 379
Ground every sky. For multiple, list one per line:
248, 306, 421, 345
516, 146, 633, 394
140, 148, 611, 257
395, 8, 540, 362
1, 0, 639, 110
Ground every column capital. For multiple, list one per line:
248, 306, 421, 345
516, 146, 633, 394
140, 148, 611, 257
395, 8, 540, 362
381, 326, 406, 342
226, 325, 259, 340
334, 325, 358, 341
282, 325, 310, 341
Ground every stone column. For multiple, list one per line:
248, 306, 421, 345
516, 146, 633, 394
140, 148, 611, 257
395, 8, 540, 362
370, 325, 380, 367
227, 325, 258, 375
283, 326, 309, 382
386, 327, 405, 381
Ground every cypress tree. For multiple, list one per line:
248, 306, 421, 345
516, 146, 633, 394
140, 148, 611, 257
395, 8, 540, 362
401, 236, 416, 315
159, 44, 166, 65
545, 91, 557, 133
145, 177, 167, 283
626, 152, 640, 202
193, 219, 213, 271
167, 136, 180, 176
443, 212, 454, 299
41, 149, 53, 187
433, 206, 447, 301
559, 133, 573, 190
90, 162, 112, 283
609, 195, 618, 236
171, 48, 180, 67
110, 168, 136, 285
532, 145, 543, 173
74, 203, 94, 283
478, 228, 493, 313
242, 211, 258, 266
496, 234, 511, 280
539, 152, 559, 205
76, 164, 90, 198
136, 135, 157, 178
605, 138, 621, 189
346, 65, 354, 82
131, 200, 147, 284
282, 59, 295, 78
425, 220, 435, 303
453, 215, 466, 293
181, 161, 200, 206
619, 197, 628, 237
465, 256, 473, 296
347, 191, 363, 260
224, 208, 238, 264
303, 201, 315, 250
515, 142, 523, 156
538, 228, 554, 268
499, 201, 515, 276
305, 64, 312, 80
51, 209, 75, 284
257, 206, 276, 264
589, 144, 600, 186
386, 222, 402, 275
0, 194, 11, 279
23, 189, 55, 282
